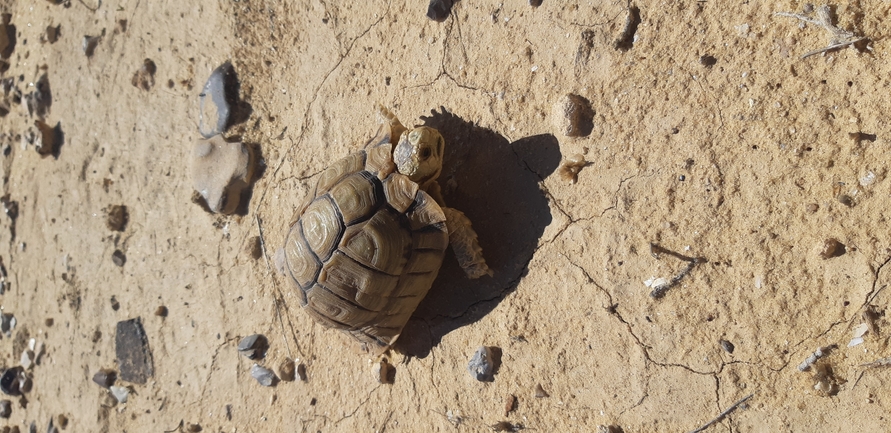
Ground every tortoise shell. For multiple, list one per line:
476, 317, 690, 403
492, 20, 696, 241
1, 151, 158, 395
282, 134, 448, 353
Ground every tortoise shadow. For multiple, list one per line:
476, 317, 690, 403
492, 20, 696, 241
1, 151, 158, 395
394, 107, 560, 358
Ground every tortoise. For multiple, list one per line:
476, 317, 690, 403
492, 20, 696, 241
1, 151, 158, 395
279, 106, 491, 354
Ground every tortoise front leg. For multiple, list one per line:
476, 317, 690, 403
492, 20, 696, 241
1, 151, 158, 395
442, 207, 492, 279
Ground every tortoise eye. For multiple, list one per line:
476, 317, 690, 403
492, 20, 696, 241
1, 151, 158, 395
420, 147, 432, 159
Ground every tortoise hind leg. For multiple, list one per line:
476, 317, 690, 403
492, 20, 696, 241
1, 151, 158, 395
442, 207, 492, 279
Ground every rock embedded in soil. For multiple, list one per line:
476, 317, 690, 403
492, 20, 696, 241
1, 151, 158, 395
467, 346, 496, 381
237, 334, 268, 360
191, 135, 255, 214
296, 363, 307, 381
373, 360, 394, 384
552, 94, 595, 137
0, 399, 9, 418
534, 383, 549, 398
82, 35, 101, 57
115, 317, 154, 384
820, 238, 845, 260
251, 364, 277, 387
198, 62, 238, 138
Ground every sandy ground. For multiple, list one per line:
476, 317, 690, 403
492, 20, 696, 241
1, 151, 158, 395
0, 0, 889, 431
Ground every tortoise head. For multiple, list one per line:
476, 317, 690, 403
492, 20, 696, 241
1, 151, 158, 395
393, 126, 444, 187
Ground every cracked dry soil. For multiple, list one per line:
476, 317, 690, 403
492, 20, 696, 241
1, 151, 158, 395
0, 0, 889, 431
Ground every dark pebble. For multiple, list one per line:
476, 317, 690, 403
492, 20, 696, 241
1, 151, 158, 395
115, 317, 154, 384
92, 368, 116, 388
278, 358, 295, 382
251, 364, 277, 387
0, 399, 9, 418
427, 0, 454, 22
837, 194, 853, 207
237, 334, 268, 360
0, 367, 22, 395
719, 339, 735, 354
112, 249, 126, 266
820, 238, 846, 260
154, 306, 168, 317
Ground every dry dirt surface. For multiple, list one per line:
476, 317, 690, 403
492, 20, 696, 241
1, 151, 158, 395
0, 0, 889, 431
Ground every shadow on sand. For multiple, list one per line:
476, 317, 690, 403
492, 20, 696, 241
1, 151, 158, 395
394, 107, 560, 358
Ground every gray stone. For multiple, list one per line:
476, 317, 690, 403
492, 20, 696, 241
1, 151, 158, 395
251, 364, 277, 387
115, 318, 153, 384
467, 346, 496, 381
199, 62, 236, 138
109, 385, 129, 404
237, 334, 268, 360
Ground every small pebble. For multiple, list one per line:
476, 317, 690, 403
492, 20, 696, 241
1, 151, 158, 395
427, 0, 455, 21
106, 205, 128, 231
467, 346, 496, 381
109, 385, 129, 404
529, 0, 542, 6
552, 94, 595, 137
806, 203, 819, 213
130, 58, 156, 91
297, 363, 307, 381
492, 421, 523, 432
42, 25, 60, 44
597, 426, 623, 433
0, 313, 14, 336
0, 399, 9, 418
111, 249, 126, 266
534, 383, 549, 398
55, 414, 68, 429
198, 62, 237, 138
92, 369, 116, 388
0, 367, 21, 395
44, 318, 53, 327
237, 334, 268, 360
186, 424, 202, 433
33, 120, 58, 157
20, 349, 34, 369
154, 306, 168, 317
82, 35, 101, 57
110, 296, 120, 311
278, 358, 296, 382
251, 364, 277, 387
719, 339, 735, 354
820, 238, 845, 260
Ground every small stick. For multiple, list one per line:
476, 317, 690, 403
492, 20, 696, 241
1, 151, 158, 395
649, 243, 706, 299
688, 393, 754, 433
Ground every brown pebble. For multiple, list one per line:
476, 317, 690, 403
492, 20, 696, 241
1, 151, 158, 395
297, 363, 308, 381
56, 414, 68, 429
44, 318, 54, 327
529, 0, 542, 6
0, 399, 10, 418
246, 236, 262, 260
534, 383, 549, 398
278, 358, 296, 382
186, 424, 202, 433
806, 203, 818, 213
837, 194, 853, 207
154, 306, 168, 317
504, 394, 517, 416
106, 205, 128, 231
492, 421, 523, 432
820, 238, 845, 259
